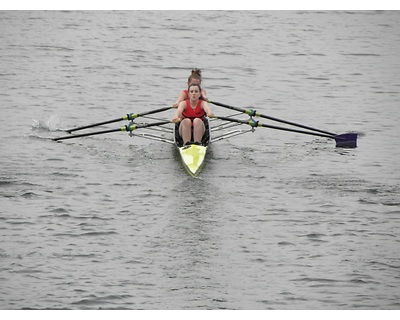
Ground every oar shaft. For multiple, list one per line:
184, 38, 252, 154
216, 116, 357, 148
215, 116, 336, 140
209, 100, 244, 114
54, 120, 171, 141
131, 106, 173, 118
54, 128, 122, 141
66, 117, 124, 133
66, 106, 173, 133
209, 100, 337, 136
258, 113, 337, 137
260, 123, 336, 139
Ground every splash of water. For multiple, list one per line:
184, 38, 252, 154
32, 115, 61, 132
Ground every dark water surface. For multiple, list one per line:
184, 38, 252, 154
1, 11, 399, 309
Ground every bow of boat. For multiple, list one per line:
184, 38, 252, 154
177, 144, 208, 177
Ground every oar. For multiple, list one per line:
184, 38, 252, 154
214, 116, 357, 148
54, 120, 171, 141
65, 106, 173, 133
209, 100, 337, 137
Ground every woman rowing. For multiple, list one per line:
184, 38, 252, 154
172, 83, 214, 146
173, 68, 208, 108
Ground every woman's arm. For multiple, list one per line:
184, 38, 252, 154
201, 88, 208, 101
173, 91, 187, 108
202, 101, 214, 118
172, 101, 186, 123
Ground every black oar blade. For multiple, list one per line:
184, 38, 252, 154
335, 133, 358, 148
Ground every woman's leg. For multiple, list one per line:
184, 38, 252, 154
179, 118, 192, 144
192, 118, 205, 144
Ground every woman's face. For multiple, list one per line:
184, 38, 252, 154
188, 79, 201, 86
188, 85, 201, 99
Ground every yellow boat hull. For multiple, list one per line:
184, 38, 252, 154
178, 144, 208, 177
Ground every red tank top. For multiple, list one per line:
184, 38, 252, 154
182, 100, 205, 120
